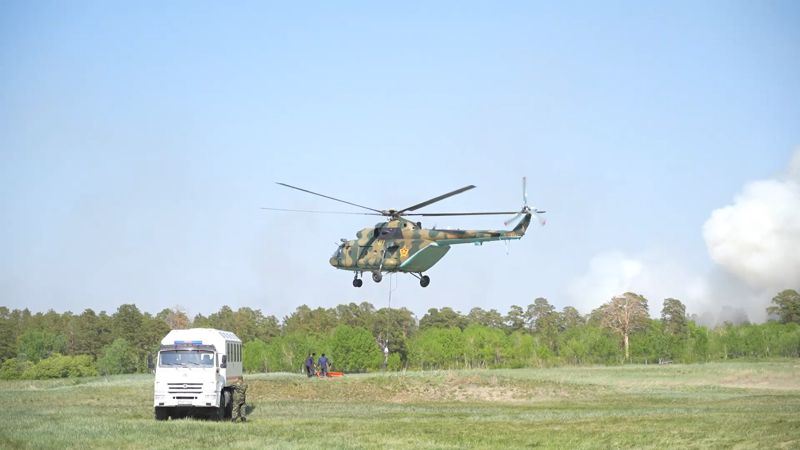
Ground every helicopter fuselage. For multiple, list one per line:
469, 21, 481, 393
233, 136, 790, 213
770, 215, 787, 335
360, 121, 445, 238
269, 178, 543, 287
329, 213, 532, 274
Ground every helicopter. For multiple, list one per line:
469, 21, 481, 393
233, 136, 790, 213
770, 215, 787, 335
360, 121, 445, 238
264, 178, 546, 287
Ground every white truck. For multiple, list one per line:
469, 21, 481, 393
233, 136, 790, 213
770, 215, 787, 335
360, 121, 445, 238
151, 328, 243, 420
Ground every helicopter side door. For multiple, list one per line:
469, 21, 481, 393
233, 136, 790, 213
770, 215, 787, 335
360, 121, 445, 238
374, 227, 403, 269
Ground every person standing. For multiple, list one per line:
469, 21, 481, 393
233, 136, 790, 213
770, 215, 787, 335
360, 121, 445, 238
305, 353, 315, 378
318, 353, 329, 377
231, 377, 248, 423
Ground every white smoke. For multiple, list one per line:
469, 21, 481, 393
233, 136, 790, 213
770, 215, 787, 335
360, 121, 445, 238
565, 251, 708, 316
567, 149, 800, 324
565, 252, 643, 313
703, 151, 800, 291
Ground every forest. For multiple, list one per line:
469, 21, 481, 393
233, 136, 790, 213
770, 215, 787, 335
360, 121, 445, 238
1, 289, 799, 379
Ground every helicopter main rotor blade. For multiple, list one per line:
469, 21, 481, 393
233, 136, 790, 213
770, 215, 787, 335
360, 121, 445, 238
404, 211, 519, 217
397, 185, 476, 214
275, 182, 384, 214
261, 207, 380, 216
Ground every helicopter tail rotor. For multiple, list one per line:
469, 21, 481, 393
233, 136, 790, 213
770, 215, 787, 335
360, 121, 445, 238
503, 212, 523, 227
522, 176, 528, 207
504, 176, 546, 227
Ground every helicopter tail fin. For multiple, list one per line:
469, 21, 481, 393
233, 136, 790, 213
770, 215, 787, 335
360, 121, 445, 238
510, 212, 533, 236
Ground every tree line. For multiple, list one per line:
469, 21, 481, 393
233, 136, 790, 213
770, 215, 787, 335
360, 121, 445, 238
1, 289, 799, 379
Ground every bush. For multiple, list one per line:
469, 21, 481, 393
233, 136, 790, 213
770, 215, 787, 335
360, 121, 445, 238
243, 339, 269, 373
463, 324, 508, 368
16, 330, 66, 363
21, 354, 97, 379
0, 358, 33, 380
774, 323, 800, 357
684, 322, 709, 363
329, 325, 382, 373
97, 338, 139, 375
386, 353, 403, 371
506, 331, 538, 368
408, 327, 465, 370
558, 325, 621, 364
264, 332, 324, 373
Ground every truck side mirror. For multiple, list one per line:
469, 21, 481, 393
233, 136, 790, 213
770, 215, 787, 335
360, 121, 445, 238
147, 355, 154, 370
220, 355, 227, 368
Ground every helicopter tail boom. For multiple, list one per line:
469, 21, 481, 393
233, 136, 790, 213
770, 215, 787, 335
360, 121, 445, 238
425, 211, 532, 246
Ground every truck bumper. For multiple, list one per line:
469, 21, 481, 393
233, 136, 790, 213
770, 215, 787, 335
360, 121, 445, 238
154, 391, 219, 408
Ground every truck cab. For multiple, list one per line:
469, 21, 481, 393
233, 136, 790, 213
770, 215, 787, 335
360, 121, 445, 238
153, 328, 242, 420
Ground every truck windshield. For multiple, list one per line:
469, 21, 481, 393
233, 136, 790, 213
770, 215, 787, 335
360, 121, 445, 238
159, 350, 215, 367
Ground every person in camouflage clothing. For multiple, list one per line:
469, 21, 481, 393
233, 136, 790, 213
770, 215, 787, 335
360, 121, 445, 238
231, 377, 248, 422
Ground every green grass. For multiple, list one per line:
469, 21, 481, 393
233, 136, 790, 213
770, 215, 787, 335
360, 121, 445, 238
1, 361, 799, 449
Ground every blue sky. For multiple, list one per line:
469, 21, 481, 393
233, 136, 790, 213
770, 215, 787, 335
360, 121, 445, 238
1, 1, 799, 320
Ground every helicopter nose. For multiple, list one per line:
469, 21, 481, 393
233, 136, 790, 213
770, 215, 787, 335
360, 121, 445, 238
329, 257, 339, 267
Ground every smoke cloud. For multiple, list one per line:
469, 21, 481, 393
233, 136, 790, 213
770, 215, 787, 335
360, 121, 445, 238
703, 151, 800, 291
565, 251, 707, 317
567, 149, 800, 324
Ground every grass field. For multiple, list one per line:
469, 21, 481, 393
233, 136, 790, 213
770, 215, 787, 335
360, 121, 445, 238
1, 361, 799, 449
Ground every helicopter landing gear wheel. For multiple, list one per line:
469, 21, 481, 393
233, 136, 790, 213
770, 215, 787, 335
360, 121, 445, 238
420, 275, 430, 287
372, 272, 383, 283
352, 278, 363, 287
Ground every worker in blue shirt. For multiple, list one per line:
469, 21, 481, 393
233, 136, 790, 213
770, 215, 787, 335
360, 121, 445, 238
305, 353, 315, 378
318, 353, 329, 377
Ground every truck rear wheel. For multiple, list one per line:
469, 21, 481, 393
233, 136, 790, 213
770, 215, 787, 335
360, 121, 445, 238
155, 407, 168, 421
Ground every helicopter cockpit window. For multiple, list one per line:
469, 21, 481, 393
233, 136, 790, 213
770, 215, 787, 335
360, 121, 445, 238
377, 228, 401, 240
332, 245, 344, 259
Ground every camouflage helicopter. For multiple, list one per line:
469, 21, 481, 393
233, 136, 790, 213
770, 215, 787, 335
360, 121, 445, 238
264, 178, 545, 287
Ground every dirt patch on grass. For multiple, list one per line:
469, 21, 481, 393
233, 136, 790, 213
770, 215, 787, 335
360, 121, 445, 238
249, 372, 592, 404
718, 370, 800, 391
387, 380, 530, 403
386, 372, 586, 403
